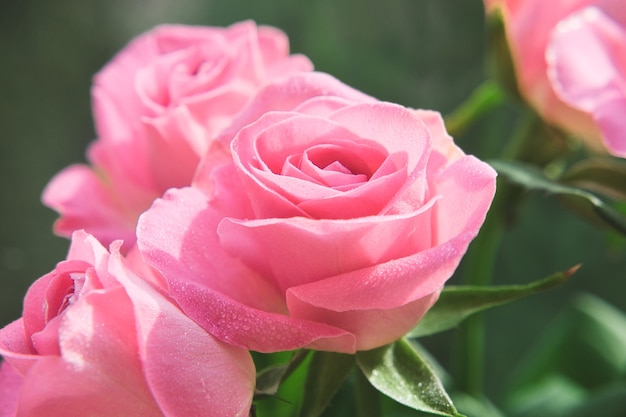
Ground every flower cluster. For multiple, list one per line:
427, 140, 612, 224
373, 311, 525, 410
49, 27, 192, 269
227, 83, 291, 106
0, 20, 496, 415
3, 1, 624, 413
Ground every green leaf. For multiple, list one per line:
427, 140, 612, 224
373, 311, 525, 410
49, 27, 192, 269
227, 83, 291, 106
356, 338, 464, 417
408, 266, 578, 338
255, 350, 310, 398
511, 294, 626, 389
450, 393, 506, 417
560, 157, 626, 201
299, 351, 355, 417
573, 294, 626, 374
490, 159, 626, 235
507, 374, 587, 417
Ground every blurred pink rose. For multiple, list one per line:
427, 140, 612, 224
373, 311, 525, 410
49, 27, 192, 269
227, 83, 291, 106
43, 21, 313, 250
0, 231, 255, 417
489, 0, 626, 157
137, 73, 497, 353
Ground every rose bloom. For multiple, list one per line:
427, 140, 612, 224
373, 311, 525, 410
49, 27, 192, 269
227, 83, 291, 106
42, 21, 313, 250
0, 231, 255, 417
488, 0, 626, 157
137, 73, 497, 353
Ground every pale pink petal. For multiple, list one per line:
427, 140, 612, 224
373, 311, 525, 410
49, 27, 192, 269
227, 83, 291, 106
137, 187, 355, 352
216, 72, 375, 146
501, 0, 594, 108
287, 291, 441, 351
549, 7, 626, 157
236, 115, 409, 218
591, 95, 626, 156
108, 250, 256, 417
494, 0, 622, 144
41, 165, 138, 248
430, 156, 497, 244
283, 155, 495, 312
230, 112, 310, 218
416, 109, 465, 168
0, 320, 38, 377
66, 230, 112, 268
13, 356, 161, 417
138, 187, 283, 311
284, 228, 471, 312
218, 197, 438, 293
164, 279, 356, 353
5, 285, 160, 417
330, 103, 431, 173
29, 287, 161, 417
0, 361, 22, 417
91, 30, 159, 141
330, 103, 433, 213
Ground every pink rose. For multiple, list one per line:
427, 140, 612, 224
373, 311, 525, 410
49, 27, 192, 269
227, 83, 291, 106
43, 21, 313, 250
0, 362, 21, 416
0, 231, 255, 417
489, 0, 626, 157
137, 73, 497, 353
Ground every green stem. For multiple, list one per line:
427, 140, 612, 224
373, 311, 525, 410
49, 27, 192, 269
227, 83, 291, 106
444, 81, 505, 137
452, 111, 535, 396
355, 368, 382, 417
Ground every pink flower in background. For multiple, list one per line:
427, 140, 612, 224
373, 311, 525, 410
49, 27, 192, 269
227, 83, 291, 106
0, 232, 255, 417
138, 73, 497, 353
43, 21, 313, 250
489, 0, 626, 157
549, 6, 626, 157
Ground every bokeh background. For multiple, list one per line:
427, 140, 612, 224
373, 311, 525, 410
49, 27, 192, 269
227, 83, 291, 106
1, 0, 624, 414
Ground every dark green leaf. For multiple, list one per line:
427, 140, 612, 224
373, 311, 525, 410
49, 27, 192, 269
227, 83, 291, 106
560, 157, 626, 201
255, 350, 309, 398
490, 159, 626, 235
299, 351, 355, 417
356, 338, 464, 417
408, 266, 577, 338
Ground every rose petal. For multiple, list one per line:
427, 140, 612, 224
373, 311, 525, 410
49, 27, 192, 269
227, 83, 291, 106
287, 291, 440, 351
283, 155, 496, 312
138, 187, 284, 312
0, 320, 35, 375
9, 288, 161, 417
549, 7, 626, 156
216, 72, 376, 146
13, 355, 161, 417
219, 197, 438, 293
0, 361, 22, 417
137, 187, 356, 353
41, 165, 140, 249
430, 155, 497, 243
108, 249, 256, 416
329, 102, 431, 175
164, 279, 356, 353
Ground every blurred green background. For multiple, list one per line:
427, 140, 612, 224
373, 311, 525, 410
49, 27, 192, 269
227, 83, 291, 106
1, 0, 624, 415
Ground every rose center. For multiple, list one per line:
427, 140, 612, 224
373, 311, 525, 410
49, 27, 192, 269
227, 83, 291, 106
281, 144, 376, 189
51, 271, 87, 320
